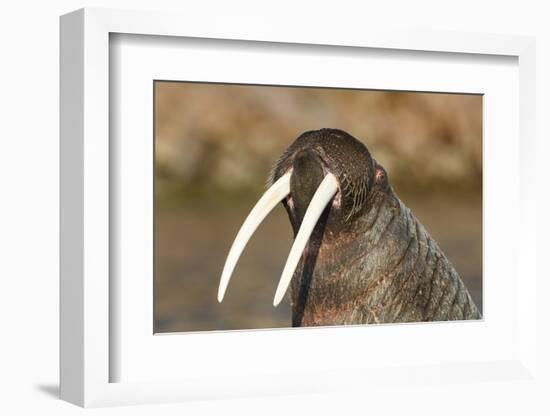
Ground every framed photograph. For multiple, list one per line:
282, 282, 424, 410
60, 8, 537, 407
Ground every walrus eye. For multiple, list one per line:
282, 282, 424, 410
218, 172, 339, 306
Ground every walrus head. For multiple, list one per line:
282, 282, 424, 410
218, 128, 390, 308
269, 128, 388, 230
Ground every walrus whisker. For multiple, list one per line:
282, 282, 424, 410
217, 172, 291, 302
273, 173, 338, 306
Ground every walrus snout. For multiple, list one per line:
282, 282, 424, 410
287, 149, 339, 233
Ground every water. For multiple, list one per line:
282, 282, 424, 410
154, 191, 482, 333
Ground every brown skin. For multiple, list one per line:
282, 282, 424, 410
269, 128, 481, 326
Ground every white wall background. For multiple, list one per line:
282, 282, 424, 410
0, 1, 548, 415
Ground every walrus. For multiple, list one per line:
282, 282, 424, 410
218, 128, 481, 326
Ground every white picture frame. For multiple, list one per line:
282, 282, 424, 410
60, 7, 537, 408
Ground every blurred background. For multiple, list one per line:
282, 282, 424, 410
154, 81, 482, 333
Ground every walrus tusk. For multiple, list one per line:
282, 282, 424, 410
273, 173, 338, 306
218, 172, 291, 302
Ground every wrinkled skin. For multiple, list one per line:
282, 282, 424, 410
269, 128, 481, 326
